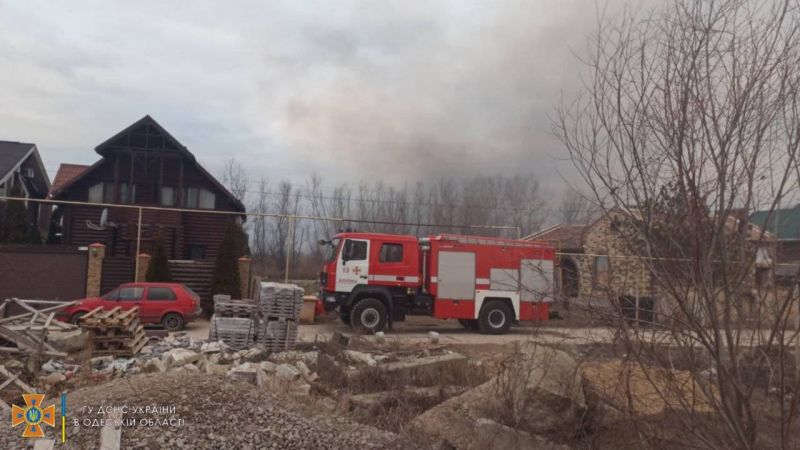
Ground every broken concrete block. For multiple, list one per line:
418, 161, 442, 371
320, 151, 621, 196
47, 329, 88, 353
344, 350, 376, 366
259, 361, 277, 373
294, 361, 311, 376
374, 331, 385, 344
291, 382, 311, 397
428, 331, 440, 344
227, 367, 258, 384
318, 397, 338, 412
205, 363, 231, 375
201, 342, 222, 353
40, 373, 66, 384
240, 348, 264, 359
143, 359, 166, 373
470, 418, 570, 450
256, 369, 270, 389
353, 352, 467, 383
499, 343, 585, 434
161, 348, 201, 369
331, 331, 350, 346
276, 364, 301, 381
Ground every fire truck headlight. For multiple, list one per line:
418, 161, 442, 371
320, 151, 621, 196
326, 296, 337, 303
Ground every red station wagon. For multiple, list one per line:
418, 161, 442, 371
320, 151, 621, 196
58, 283, 202, 331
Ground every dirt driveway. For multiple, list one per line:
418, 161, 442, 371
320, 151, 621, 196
182, 315, 616, 345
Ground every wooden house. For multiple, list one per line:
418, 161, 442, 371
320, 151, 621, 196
49, 116, 246, 295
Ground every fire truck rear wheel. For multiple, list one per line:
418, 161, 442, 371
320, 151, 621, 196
479, 301, 513, 334
351, 298, 388, 334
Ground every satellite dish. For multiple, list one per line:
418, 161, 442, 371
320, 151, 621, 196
86, 208, 116, 231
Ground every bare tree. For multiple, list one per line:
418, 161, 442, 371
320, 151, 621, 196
220, 156, 248, 205
557, 188, 598, 225
553, 1, 800, 448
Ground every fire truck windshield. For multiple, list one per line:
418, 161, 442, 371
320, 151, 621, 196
323, 238, 341, 263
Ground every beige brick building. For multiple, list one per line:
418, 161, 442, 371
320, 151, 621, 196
525, 209, 781, 325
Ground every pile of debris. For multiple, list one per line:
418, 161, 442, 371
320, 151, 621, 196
0, 370, 421, 450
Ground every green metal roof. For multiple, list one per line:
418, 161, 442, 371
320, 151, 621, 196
750, 204, 800, 240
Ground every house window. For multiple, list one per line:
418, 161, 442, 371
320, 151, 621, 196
88, 182, 135, 204
188, 245, 206, 260
184, 187, 215, 209
146, 287, 178, 301
199, 188, 215, 209
88, 183, 103, 203
161, 186, 176, 206
119, 183, 136, 204
594, 255, 609, 285
379, 243, 404, 263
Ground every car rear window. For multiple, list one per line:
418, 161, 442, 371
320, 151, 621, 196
182, 285, 200, 299
146, 287, 178, 301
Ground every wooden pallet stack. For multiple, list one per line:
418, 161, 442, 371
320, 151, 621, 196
257, 283, 304, 352
208, 295, 257, 350
78, 307, 147, 356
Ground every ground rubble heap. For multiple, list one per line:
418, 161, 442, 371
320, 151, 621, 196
410, 342, 583, 450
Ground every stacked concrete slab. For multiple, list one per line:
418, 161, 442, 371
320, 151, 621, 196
209, 295, 258, 350
257, 282, 304, 352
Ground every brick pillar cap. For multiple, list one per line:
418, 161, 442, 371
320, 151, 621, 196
88, 243, 106, 248
238, 257, 251, 262
138, 253, 151, 258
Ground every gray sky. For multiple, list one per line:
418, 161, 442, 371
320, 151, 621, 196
0, 0, 628, 192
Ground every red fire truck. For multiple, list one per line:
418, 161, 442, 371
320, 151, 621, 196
318, 232, 555, 334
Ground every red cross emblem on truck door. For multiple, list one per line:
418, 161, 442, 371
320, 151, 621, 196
353, 266, 362, 276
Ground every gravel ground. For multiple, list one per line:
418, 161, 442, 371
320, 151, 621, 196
0, 371, 423, 449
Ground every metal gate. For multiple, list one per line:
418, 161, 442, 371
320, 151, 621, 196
0, 246, 88, 311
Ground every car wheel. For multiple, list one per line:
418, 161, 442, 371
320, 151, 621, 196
458, 319, 480, 332
478, 301, 513, 335
161, 313, 185, 331
70, 312, 86, 325
351, 298, 388, 334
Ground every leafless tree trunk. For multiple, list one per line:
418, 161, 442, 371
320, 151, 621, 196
557, 188, 599, 225
220, 157, 248, 205
553, 1, 800, 448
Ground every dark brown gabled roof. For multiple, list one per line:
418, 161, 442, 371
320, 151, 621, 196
523, 224, 587, 252
48, 116, 246, 213
0, 141, 35, 180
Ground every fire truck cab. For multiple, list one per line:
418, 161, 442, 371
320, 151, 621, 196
319, 232, 555, 334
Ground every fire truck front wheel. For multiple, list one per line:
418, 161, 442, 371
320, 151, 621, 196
478, 301, 513, 334
351, 298, 388, 334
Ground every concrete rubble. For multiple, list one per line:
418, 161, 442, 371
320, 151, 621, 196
411, 343, 584, 449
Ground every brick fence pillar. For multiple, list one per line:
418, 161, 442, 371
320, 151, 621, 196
238, 257, 251, 299
86, 243, 106, 298
136, 254, 150, 282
